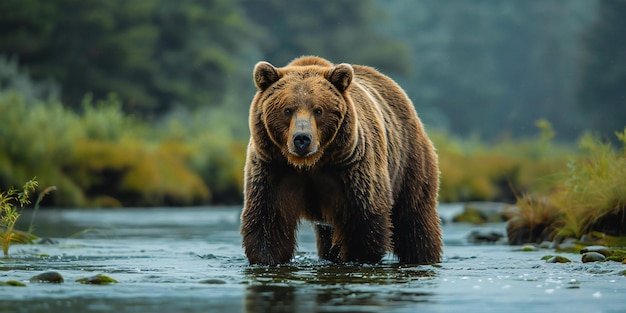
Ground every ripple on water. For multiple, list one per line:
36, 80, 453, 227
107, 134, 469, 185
3, 207, 626, 313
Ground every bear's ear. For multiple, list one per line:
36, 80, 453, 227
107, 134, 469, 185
326, 63, 353, 92
253, 61, 281, 91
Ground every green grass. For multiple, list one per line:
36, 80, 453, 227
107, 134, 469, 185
507, 127, 626, 243
0, 179, 46, 256
551, 129, 626, 239
432, 120, 571, 203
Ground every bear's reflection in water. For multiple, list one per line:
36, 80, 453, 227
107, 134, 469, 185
244, 263, 437, 312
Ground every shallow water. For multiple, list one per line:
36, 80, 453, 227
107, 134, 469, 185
1, 205, 625, 313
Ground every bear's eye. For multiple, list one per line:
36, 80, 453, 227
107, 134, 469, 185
314, 108, 323, 116
284, 108, 292, 115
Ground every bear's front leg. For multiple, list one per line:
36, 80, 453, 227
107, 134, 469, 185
241, 163, 299, 265
241, 205, 297, 265
334, 169, 393, 264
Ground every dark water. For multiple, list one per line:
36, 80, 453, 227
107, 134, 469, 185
1, 205, 625, 313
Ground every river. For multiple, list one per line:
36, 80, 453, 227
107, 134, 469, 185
1, 205, 624, 313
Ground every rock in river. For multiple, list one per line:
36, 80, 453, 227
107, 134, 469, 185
75, 274, 118, 285
580, 245, 610, 257
545, 255, 571, 263
30, 271, 64, 283
581, 252, 606, 263
467, 230, 504, 243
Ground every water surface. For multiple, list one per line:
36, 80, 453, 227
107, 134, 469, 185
1, 206, 624, 313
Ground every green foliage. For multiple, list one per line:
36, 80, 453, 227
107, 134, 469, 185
433, 121, 570, 203
551, 129, 626, 238
0, 88, 247, 207
76, 274, 118, 285
0, 0, 258, 114
242, 0, 411, 75
509, 128, 626, 241
382, 0, 595, 139
578, 0, 626, 138
158, 107, 247, 204
64, 139, 211, 206
0, 55, 59, 103
0, 178, 38, 256
0, 280, 26, 287
0, 1, 623, 209
0, 0, 622, 143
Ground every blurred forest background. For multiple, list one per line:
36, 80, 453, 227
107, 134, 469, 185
0, 0, 624, 207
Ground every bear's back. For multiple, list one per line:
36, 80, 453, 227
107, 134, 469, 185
288, 56, 333, 67
350, 65, 425, 194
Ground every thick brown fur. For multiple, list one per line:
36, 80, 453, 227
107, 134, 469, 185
241, 56, 442, 265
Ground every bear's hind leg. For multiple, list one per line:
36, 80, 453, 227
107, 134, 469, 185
392, 181, 442, 264
315, 224, 341, 262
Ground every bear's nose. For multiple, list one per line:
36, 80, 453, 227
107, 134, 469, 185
293, 133, 312, 154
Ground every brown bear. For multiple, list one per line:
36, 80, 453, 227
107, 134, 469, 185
240, 56, 442, 265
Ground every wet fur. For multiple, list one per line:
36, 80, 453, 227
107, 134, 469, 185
241, 56, 442, 265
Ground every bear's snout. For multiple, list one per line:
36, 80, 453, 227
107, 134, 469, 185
292, 132, 312, 155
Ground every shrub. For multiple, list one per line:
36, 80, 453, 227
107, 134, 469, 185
507, 127, 626, 243
0, 179, 38, 256
433, 121, 570, 203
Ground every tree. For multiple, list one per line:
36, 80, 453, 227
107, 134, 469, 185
578, 0, 626, 137
0, 0, 257, 115
240, 0, 410, 76
381, 0, 595, 139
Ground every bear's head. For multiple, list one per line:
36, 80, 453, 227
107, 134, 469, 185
252, 60, 354, 168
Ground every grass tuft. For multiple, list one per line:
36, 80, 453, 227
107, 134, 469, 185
507, 127, 626, 244
1, 179, 38, 256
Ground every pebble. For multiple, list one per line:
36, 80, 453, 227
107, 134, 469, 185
36, 238, 59, 245
556, 238, 577, 251
199, 278, 227, 284
467, 230, 504, 243
75, 274, 118, 285
0, 280, 26, 287
545, 256, 571, 263
538, 241, 553, 249
30, 271, 64, 283
580, 245, 610, 257
521, 245, 537, 252
581, 252, 606, 263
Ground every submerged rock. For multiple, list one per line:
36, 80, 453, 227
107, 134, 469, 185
452, 202, 512, 224
36, 238, 59, 245
76, 274, 118, 285
199, 278, 227, 284
467, 230, 504, 243
580, 245, 610, 256
30, 271, 64, 283
554, 238, 578, 252
581, 252, 606, 263
453, 207, 489, 224
0, 280, 26, 287
520, 244, 537, 252
545, 256, 571, 263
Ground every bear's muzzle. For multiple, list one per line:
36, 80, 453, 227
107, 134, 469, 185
293, 132, 313, 156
